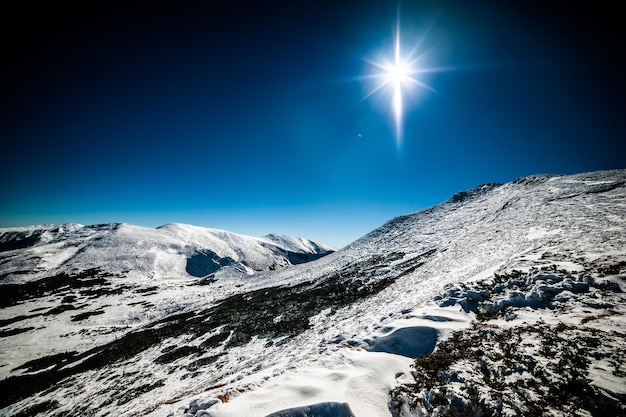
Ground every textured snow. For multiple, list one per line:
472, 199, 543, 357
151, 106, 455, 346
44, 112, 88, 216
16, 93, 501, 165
0, 222, 334, 283
0, 169, 624, 417
0, 224, 333, 386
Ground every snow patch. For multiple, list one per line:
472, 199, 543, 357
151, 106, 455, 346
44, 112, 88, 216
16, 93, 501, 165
526, 226, 561, 240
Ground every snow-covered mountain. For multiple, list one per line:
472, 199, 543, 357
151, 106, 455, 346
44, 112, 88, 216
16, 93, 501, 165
0, 222, 334, 282
0, 169, 624, 417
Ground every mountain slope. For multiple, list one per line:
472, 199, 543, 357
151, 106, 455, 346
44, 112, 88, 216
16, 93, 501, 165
0, 222, 334, 282
0, 169, 624, 417
0, 223, 333, 405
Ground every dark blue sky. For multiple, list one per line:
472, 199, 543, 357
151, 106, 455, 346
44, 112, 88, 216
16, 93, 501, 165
1, 1, 624, 247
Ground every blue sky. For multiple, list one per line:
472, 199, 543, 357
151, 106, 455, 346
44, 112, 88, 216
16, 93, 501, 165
1, 1, 624, 247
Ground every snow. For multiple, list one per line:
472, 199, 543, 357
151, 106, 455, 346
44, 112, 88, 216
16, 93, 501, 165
186, 348, 413, 417
364, 326, 438, 358
0, 222, 334, 283
526, 226, 561, 240
1, 168, 625, 417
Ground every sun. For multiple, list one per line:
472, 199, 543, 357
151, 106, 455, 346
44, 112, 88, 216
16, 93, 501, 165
361, 23, 436, 147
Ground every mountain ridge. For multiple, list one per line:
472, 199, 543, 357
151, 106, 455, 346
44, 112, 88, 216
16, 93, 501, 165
0, 168, 624, 417
0, 222, 334, 283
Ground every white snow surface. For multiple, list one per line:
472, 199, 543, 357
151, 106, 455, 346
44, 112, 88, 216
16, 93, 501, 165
0, 222, 334, 282
0, 169, 624, 417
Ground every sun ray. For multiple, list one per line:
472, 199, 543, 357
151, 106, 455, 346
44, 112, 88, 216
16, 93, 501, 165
359, 16, 445, 148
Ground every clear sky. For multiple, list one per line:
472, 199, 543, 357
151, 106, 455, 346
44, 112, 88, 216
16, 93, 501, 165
1, 1, 624, 248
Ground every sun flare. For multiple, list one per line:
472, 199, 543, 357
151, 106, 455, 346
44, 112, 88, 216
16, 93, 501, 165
361, 23, 436, 147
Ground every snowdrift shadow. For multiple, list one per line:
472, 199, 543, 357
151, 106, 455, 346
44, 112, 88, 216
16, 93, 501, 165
265, 402, 356, 417
185, 249, 236, 277
364, 326, 438, 358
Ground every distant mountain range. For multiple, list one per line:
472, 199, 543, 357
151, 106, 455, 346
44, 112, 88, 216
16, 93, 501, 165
0, 169, 624, 417
0, 222, 335, 282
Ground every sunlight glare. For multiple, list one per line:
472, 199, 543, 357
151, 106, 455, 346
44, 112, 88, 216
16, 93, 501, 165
393, 82, 402, 140
360, 19, 439, 148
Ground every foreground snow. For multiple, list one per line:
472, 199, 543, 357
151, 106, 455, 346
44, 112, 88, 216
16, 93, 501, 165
0, 169, 624, 417
390, 265, 626, 416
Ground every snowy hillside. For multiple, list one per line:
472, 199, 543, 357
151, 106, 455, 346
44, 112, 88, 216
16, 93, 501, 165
0, 222, 334, 282
1, 169, 624, 417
